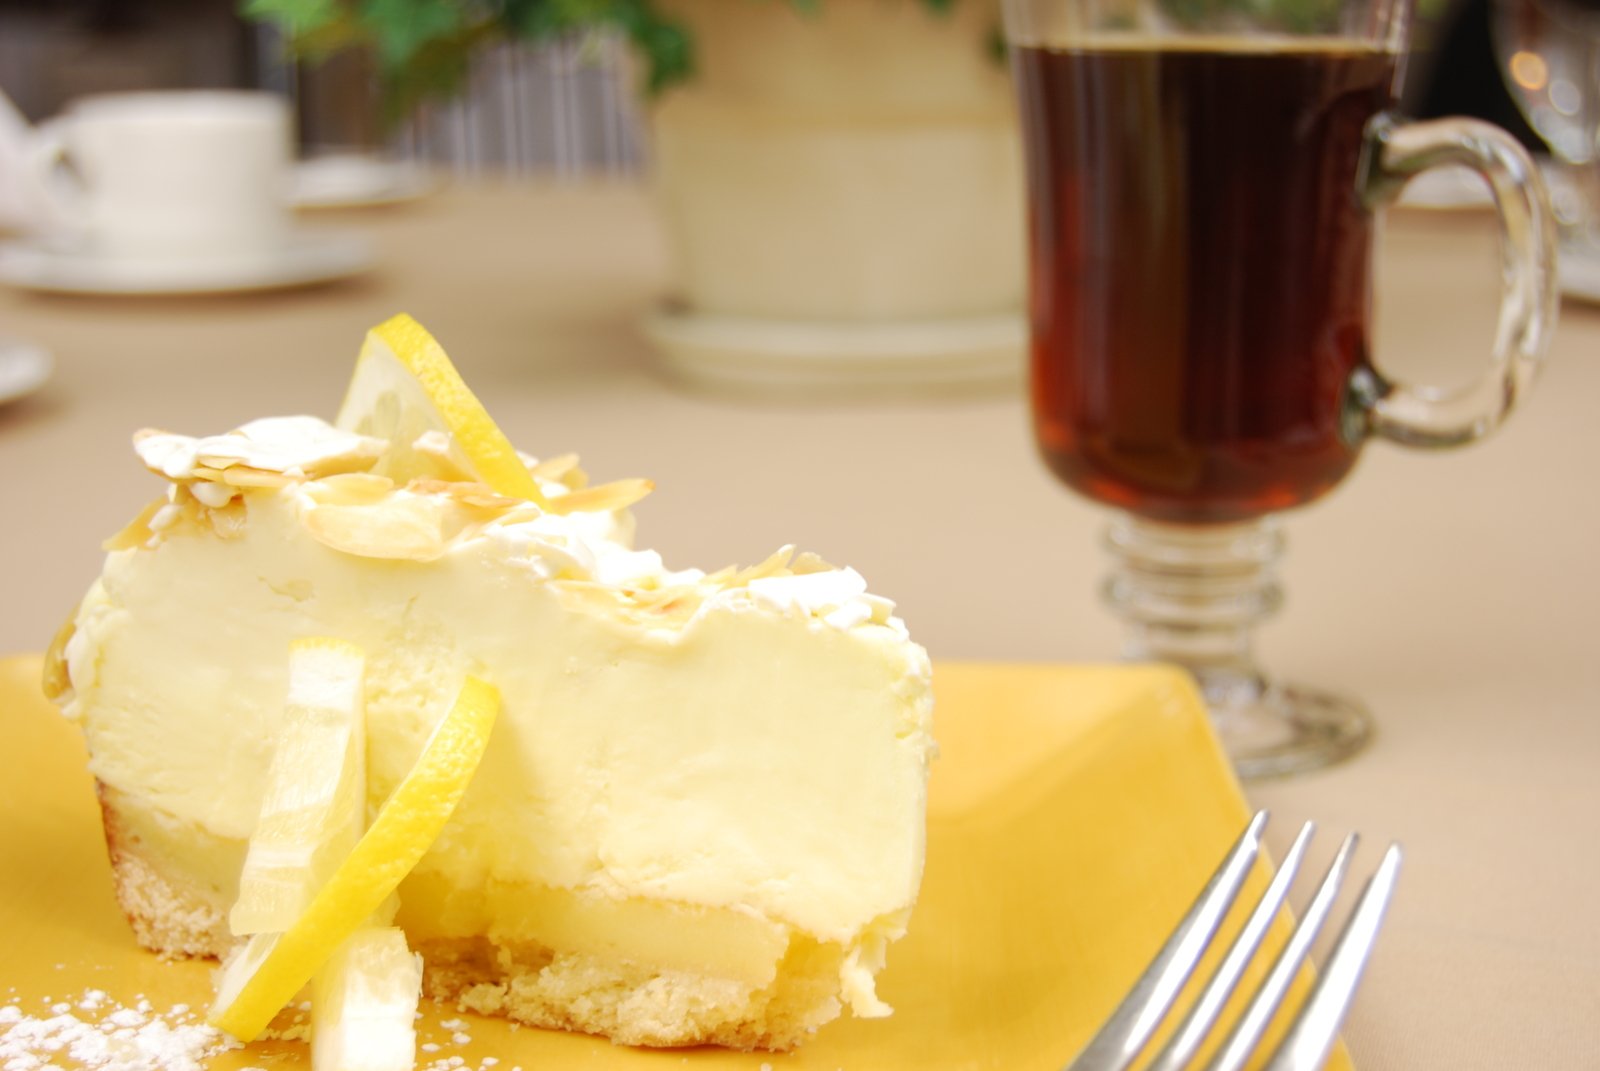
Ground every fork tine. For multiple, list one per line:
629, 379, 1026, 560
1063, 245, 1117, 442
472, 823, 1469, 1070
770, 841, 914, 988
1145, 821, 1317, 1071
1065, 811, 1269, 1071
1204, 832, 1359, 1071
1261, 843, 1404, 1071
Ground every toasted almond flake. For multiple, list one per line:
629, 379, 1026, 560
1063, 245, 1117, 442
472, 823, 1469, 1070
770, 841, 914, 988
527, 453, 583, 486
132, 427, 190, 469
303, 498, 447, 562
157, 490, 211, 532
542, 478, 653, 516
305, 473, 398, 506
408, 480, 522, 512
219, 468, 295, 490
455, 488, 519, 510
732, 545, 797, 585
292, 450, 386, 480
406, 478, 465, 497
191, 466, 295, 490
791, 551, 838, 575
41, 602, 81, 702
137, 419, 386, 483
131, 431, 196, 480
102, 498, 168, 552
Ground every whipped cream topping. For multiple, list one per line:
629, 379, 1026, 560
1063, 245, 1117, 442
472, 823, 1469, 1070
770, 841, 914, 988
483, 512, 622, 579
485, 513, 707, 589
593, 548, 688, 587
749, 568, 891, 631
751, 567, 863, 613
703, 563, 902, 636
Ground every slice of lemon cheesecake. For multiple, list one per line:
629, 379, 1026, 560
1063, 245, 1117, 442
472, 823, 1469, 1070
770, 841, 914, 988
45, 316, 935, 1051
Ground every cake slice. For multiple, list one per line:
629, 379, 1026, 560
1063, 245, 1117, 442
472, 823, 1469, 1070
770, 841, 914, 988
44, 317, 935, 1051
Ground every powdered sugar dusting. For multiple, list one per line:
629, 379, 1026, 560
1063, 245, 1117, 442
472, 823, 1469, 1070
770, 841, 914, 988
0, 989, 238, 1070
5, 989, 521, 1071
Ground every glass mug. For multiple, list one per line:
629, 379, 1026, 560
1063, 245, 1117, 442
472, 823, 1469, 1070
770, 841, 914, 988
1003, 0, 1558, 777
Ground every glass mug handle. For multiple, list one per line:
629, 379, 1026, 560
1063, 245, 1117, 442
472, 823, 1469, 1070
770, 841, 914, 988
1358, 114, 1559, 448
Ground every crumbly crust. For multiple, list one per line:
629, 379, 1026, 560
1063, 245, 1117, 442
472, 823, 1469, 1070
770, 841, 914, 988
417, 936, 843, 1051
98, 784, 232, 959
97, 790, 843, 1050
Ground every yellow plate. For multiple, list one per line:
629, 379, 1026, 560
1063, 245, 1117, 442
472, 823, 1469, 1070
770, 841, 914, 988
0, 655, 1350, 1070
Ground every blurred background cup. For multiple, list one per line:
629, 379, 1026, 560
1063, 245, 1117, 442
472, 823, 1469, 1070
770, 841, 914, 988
29, 89, 291, 262
1493, 0, 1600, 244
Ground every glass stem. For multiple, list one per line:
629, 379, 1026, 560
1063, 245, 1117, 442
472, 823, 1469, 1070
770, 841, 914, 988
1102, 514, 1284, 708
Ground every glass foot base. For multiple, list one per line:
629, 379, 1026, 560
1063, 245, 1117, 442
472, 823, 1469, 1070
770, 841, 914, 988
1200, 677, 1373, 780
1103, 514, 1374, 780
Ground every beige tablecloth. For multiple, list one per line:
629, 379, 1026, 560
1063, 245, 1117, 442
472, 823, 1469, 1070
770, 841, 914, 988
1, 185, 1595, 1068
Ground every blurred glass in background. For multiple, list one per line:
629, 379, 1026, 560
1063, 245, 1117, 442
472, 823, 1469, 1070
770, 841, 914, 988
1489, 0, 1600, 242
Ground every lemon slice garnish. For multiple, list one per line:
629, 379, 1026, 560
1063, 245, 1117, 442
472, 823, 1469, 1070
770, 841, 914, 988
335, 313, 546, 506
229, 637, 367, 937
312, 928, 423, 1071
209, 675, 501, 1042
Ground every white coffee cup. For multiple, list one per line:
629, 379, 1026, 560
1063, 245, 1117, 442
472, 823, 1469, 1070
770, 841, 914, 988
30, 91, 292, 262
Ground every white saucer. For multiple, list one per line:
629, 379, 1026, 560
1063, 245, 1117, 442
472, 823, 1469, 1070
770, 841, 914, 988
292, 154, 435, 209
0, 230, 374, 295
644, 309, 1025, 397
1396, 165, 1493, 211
0, 338, 51, 406
1395, 159, 1574, 213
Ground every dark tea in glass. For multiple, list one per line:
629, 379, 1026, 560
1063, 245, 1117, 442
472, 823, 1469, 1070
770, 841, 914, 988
1003, 0, 1557, 777
1014, 42, 1399, 523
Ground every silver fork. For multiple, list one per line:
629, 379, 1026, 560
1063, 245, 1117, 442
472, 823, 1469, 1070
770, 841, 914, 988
1066, 811, 1402, 1071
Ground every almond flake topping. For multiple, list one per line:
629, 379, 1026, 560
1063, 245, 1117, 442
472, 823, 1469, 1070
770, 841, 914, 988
118, 416, 894, 633
301, 492, 450, 562
135, 417, 386, 482
526, 452, 585, 487
542, 478, 654, 516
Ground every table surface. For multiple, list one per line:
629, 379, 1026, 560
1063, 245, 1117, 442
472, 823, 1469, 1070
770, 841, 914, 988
1, 185, 1596, 1069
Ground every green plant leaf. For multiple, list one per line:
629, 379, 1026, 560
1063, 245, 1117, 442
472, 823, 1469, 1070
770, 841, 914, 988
242, 0, 345, 34
504, 0, 694, 94
241, 0, 995, 118
634, 17, 693, 93
358, 0, 468, 67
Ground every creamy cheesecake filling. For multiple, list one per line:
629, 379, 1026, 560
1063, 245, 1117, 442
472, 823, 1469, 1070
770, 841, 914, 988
59, 419, 934, 1027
